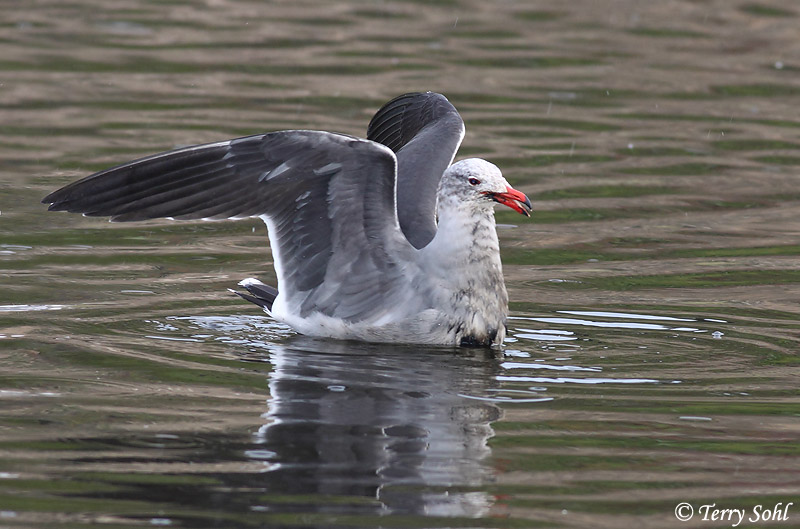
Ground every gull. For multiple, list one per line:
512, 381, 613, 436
42, 92, 531, 347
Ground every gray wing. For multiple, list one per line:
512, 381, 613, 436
43, 131, 415, 321
367, 92, 465, 249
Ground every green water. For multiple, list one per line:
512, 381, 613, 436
1, 1, 799, 527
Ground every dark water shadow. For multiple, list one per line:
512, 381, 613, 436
240, 337, 504, 517
45, 334, 505, 524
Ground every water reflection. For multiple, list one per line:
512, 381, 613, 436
246, 338, 502, 517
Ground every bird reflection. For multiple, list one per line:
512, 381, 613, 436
247, 337, 503, 517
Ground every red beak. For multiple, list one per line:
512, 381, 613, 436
485, 186, 532, 217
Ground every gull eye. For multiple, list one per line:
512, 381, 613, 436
468, 177, 481, 186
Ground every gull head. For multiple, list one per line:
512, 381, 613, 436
442, 158, 531, 217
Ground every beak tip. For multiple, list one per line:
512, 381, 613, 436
490, 186, 532, 217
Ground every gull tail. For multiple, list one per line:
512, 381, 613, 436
230, 278, 278, 313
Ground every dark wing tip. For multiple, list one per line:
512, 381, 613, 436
42, 187, 70, 207
38, 139, 250, 221
366, 92, 462, 153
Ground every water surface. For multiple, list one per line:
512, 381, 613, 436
2, 1, 799, 527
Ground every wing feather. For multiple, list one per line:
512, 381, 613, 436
367, 92, 465, 249
43, 131, 416, 322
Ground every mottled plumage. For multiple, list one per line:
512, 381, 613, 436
42, 92, 531, 347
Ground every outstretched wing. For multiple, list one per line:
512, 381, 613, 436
43, 131, 416, 321
367, 92, 464, 249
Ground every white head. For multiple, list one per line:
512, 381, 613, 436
440, 158, 531, 216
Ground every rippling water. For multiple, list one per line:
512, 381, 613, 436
2, 1, 799, 527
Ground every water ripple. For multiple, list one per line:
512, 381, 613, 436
497, 376, 660, 384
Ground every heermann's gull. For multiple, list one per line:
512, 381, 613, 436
42, 92, 531, 347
